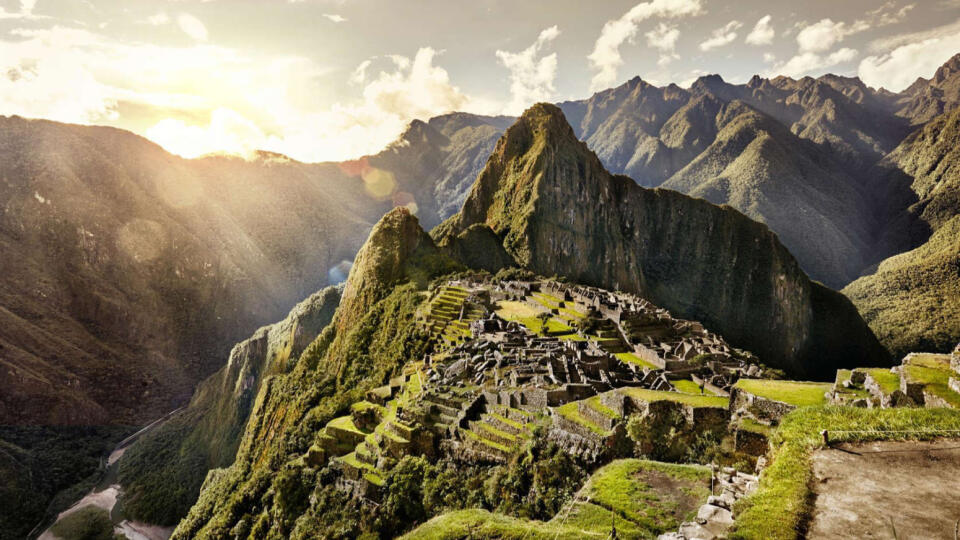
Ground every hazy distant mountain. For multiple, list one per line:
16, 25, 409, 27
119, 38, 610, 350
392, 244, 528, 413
0, 117, 384, 428
893, 53, 960, 125
434, 103, 888, 377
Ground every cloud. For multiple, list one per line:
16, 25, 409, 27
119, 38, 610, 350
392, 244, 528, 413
177, 13, 208, 41
644, 22, 680, 66
146, 12, 170, 26
797, 5, 914, 54
587, 0, 703, 91
745, 15, 774, 46
763, 52, 776, 63
350, 58, 372, 85
139, 47, 495, 161
860, 32, 960, 91
322, 13, 346, 23
772, 48, 858, 78
700, 20, 742, 51
496, 26, 560, 114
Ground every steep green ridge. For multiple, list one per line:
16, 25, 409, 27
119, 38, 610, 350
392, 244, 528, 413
116, 286, 342, 525
843, 216, 960, 359
843, 106, 960, 357
435, 103, 888, 378
170, 208, 459, 538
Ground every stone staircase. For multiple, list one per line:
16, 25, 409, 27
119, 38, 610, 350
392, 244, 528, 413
457, 404, 535, 463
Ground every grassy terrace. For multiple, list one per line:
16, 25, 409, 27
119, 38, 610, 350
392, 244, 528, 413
619, 387, 728, 409
615, 352, 658, 370
832, 370, 871, 400
555, 402, 610, 435
671, 379, 711, 395
731, 407, 960, 540
733, 379, 831, 407
326, 415, 365, 435
859, 368, 900, 396
903, 354, 960, 407
403, 459, 712, 539
462, 427, 511, 453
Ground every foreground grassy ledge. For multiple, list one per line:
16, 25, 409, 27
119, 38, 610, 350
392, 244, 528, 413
729, 406, 960, 540
403, 459, 711, 539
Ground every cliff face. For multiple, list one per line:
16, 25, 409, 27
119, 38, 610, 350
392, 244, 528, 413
437, 104, 888, 378
116, 286, 342, 525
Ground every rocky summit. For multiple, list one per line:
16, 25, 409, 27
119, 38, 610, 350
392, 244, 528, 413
435, 103, 888, 379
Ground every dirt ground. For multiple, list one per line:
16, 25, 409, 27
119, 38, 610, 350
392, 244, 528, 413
807, 439, 960, 539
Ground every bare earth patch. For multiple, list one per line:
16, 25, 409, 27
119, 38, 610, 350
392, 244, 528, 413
808, 439, 960, 539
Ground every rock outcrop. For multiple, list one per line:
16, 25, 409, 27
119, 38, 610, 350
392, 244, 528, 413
435, 103, 889, 378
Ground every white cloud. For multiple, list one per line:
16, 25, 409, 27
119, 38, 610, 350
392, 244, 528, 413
146, 12, 170, 26
700, 20, 742, 51
773, 47, 858, 78
496, 25, 560, 114
645, 22, 680, 66
587, 0, 703, 91
350, 58, 372, 85
763, 52, 776, 63
20, 0, 36, 14
143, 47, 495, 161
0, 25, 493, 161
745, 15, 774, 46
860, 32, 960, 91
322, 13, 346, 23
796, 19, 864, 53
177, 13, 208, 41
797, 5, 913, 54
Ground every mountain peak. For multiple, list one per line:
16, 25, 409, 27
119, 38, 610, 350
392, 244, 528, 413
934, 52, 960, 84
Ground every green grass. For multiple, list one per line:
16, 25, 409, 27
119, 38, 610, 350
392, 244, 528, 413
861, 368, 900, 396
733, 379, 831, 407
462, 428, 511, 453
555, 402, 610, 436
671, 379, 706, 395
615, 352, 658, 369
738, 417, 772, 436
730, 406, 960, 540
326, 415, 366, 435
403, 459, 711, 539
902, 361, 960, 408
619, 387, 728, 409
585, 397, 619, 419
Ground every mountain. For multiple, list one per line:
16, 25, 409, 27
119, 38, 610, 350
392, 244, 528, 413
115, 285, 341, 526
173, 207, 458, 539
894, 53, 960, 125
843, 106, 960, 358
434, 103, 888, 379
659, 100, 874, 287
0, 117, 386, 428
365, 113, 515, 228
0, 116, 390, 539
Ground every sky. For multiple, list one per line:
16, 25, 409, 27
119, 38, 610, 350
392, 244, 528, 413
2, 0, 960, 163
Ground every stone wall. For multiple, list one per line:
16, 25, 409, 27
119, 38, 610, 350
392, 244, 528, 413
734, 429, 769, 456
728, 386, 795, 422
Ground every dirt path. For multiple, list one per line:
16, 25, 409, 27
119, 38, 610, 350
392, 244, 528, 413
808, 439, 960, 539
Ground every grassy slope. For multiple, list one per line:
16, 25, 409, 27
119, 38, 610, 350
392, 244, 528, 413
731, 407, 960, 540
843, 215, 960, 359
404, 459, 711, 540
733, 379, 832, 407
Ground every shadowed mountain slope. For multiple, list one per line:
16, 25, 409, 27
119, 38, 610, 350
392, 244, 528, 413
434, 103, 888, 378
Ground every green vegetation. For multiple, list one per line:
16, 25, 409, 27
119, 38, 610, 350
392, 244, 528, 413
620, 387, 728, 409
861, 368, 900, 396
555, 402, 610, 436
903, 355, 960, 407
0, 426, 131, 540
731, 407, 960, 540
734, 379, 831, 407
672, 379, 705, 394
50, 506, 124, 540
615, 352, 658, 369
405, 459, 711, 539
